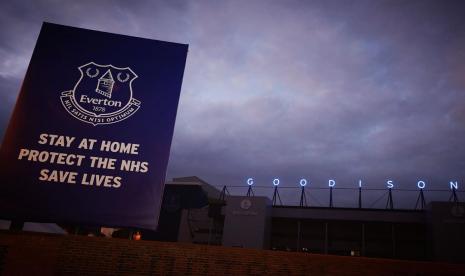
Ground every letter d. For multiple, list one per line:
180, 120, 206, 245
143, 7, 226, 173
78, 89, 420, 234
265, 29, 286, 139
328, 179, 336, 187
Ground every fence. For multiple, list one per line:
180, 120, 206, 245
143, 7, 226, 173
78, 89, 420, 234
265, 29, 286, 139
215, 185, 463, 210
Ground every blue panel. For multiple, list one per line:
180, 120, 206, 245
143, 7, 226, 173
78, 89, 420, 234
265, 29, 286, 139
0, 22, 188, 230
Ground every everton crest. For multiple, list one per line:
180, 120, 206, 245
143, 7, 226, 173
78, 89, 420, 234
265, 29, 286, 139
60, 62, 141, 126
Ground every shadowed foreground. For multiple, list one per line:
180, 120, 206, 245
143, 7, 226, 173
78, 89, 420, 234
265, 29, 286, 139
0, 231, 464, 275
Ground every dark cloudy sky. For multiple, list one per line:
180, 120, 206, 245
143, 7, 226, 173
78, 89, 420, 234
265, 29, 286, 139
1, 0, 465, 207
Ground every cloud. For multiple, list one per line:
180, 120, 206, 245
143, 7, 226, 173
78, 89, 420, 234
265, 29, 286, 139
1, 0, 465, 206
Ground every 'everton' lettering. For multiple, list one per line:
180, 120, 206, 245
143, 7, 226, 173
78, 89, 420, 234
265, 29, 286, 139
80, 95, 122, 107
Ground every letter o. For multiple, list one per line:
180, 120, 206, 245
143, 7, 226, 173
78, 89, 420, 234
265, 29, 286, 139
273, 178, 280, 186
299, 179, 307, 187
417, 180, 426, 189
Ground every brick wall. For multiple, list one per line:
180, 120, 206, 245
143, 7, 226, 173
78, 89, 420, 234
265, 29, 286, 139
0, 231, 464, 275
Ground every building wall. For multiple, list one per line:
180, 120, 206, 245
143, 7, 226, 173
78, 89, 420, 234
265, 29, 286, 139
161, 196, 460, 263
222, 196, 271, 249
177, 207, 224, 245
1, 231, 465, 275
271, 218, 428, 260
428, 202, 465, 263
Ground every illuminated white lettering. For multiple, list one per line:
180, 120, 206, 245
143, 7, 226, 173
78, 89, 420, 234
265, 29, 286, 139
273, 178, 280, 186
16, 149, 85, 166
81, 173, 121, 188
120, 160, 149, 173
37, 133, 75, 147
17, 149, 29, 160
328, 179, 336, 187
417, 180, 426, 189
387, 180, 394, 189
38, 169, 77, 184
100, 140, 139, 155
38, 133, 48, 145
78, 138, 97, 150
113, 177, 122, 188
80, 95, 122, 107
89, 156, 116, 170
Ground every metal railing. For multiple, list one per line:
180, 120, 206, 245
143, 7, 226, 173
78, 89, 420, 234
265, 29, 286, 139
215, 185, 463, 210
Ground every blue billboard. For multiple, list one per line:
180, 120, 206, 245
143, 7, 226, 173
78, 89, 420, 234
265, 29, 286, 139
0, 22, 188, 230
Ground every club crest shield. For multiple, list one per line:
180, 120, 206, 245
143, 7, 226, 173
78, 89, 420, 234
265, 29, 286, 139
60, 62, 141, 125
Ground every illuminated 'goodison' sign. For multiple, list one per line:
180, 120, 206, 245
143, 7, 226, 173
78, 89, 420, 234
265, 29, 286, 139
246, 178, 460, 190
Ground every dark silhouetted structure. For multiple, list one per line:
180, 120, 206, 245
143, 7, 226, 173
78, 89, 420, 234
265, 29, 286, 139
152, 177, 465, 264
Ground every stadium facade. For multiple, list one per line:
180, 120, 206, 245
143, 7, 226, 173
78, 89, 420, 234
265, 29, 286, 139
148, 176, 465, 264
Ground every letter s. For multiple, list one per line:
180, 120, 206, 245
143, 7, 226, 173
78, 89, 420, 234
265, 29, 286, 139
113, 177, 122, 188
39, 169, 49, 181
387, 180, 394, 189
140, 162, 149, 173
38, 133, 48, 145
